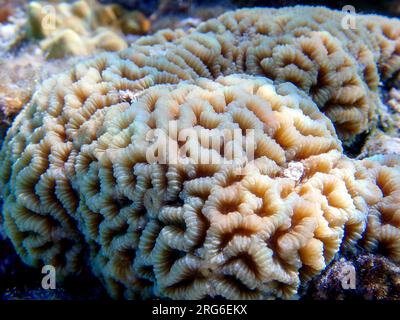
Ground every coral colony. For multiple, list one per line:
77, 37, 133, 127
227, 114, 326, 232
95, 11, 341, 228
27, 1, 150, 58
1, 4, 400, 299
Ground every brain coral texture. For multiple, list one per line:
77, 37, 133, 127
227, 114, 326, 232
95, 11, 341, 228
27, 0, 150, 58
1, 6, 400, 300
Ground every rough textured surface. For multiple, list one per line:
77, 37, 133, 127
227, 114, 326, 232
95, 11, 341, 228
149, 5, 228, 32
0, 47, 81, 141
26, 0, 150, 59
0, 217, 108, 300
0, 223, 108, 300
385, 87, 400, 134
1, 6, 400, 300
133, 6, 400, 141
305, 253, 400, 300
356, 155, 400, 261
196, 8, 400, 141
359, 130, 400, 158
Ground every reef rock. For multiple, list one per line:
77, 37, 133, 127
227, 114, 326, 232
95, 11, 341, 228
1, 7, 400, 300
305, 254, 400, 300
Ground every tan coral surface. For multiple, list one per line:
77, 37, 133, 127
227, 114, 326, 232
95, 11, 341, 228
1, 6, 400, 300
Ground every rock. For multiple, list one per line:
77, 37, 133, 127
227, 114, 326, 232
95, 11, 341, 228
359, 130, 400, 158
304, 254, 400, 300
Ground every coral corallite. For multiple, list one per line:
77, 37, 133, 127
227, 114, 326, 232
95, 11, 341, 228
1, 7, 400, 300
